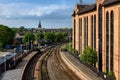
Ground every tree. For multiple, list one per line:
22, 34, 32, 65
62, 32, 68, 41
0, 25, 15, 48
11, 28, 19, 33
22, 32, 34, 44
44, 32, 55, 43
18, 26, 26, 33
35, 32, 44, 40
80, 47, 97, 66
54, 32, 63, 42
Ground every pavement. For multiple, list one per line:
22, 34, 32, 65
0, 51, 38, 80
60, 52, 103, 80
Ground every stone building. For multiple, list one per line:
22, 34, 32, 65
72, 0, 120, 79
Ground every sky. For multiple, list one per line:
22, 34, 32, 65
0, 0, 95, 28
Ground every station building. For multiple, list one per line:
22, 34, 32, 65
72, 0, 120, 79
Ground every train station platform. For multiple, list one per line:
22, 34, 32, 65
60, 52, 103, 80
0, 51, 38, 80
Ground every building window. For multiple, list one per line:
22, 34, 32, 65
94, 15, 96, 50
91, 15, 93, 48
84, 17, 86, 48
98, 4, 102, 71
80, 18, 82, 53
110, 11, 114, 71
106, 12, 109, 72
86, 17, 88, 47
84, 17, 88, 49
74, 19, 76, 49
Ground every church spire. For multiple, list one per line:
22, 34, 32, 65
38, 20, 42, 28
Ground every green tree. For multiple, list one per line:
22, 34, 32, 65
18, 26, 26, 33
0, 25, 15, 48
11, 28, 19, 33
54, 32, 63, 42
62, 32, 68, 41
80, 47, 97, 66
35, 32, 44, 40
22, 32, 34, 43
44, 32, 55, 43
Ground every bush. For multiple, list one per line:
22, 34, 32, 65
61, 43, 78, 56
80, 47, 97, 65
107, 71, 116, 79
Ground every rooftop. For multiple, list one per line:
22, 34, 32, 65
73, 0, 120, 16
0, 52, 16, 64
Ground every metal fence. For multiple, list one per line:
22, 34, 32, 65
67, 51, 115, 80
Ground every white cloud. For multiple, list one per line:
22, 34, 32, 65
27, 5, 68, 16
0, 3, 70, 18
0, 2, 72, 28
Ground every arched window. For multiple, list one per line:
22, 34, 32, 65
84, 17, 88, 49
106, 11, 109, 72
91, 15, 93, 48
98, 4, 102, 71
86, 17, 88, 46
110, 11, 114, 71
94, 15, 96, 50
84, 17, 86, 48
80, 18, 82, 53
74, 19, 76, 49
79, 18, 82, 54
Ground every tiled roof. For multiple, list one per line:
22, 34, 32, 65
77, 4, 96, 15
72, 5, 90, 16
103, 0, 120, 6
72, 0, 120, 16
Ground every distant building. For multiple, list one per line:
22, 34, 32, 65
13, 33, 24, 45
38, 20, 42, 28
72, 0, 120, 79
30, 20, 72, 38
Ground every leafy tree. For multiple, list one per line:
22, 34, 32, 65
18, 26, 26, 33
22, 32, 34, 43
80, 47, 97, 66
0, 25, 15, 48
44, 32, 55, 43
11, 28, 19, 33
35, 32, 44, 40
62, 32, 68, 41
54, 32, 63, 42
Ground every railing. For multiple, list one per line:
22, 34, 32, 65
66, 51, 115, 80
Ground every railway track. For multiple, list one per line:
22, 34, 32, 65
48, 46, 80, 80
21, 51, 42, 80
21, 44, 80, 80
40, 48, 54, 80
21, 45, 56, 80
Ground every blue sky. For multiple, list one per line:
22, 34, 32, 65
0, 0, 95, 28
